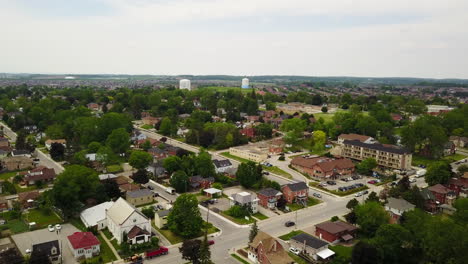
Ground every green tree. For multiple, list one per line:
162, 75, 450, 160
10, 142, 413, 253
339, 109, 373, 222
179, 239, 201, 264
170, 170, 189, 193
452, 198, 468, 223
195, 151, 216, 178
50, 142, 65, 161
321, 106, 328, 113
236, 162, 262, 188
356, 158, 377, 175
106, 128, 130, 154
141, 207, 155, 219
254, 123, 273, 139
352, 241, 381, 264
45, 124, 64, 139
199, 232, 213, 264
168, 194, 203, 237
346, 198, 359, 210
163, 156, 182, 174
141, 140, 152, 151
355, 201, 390, 237
159, 117, 175, 136
249, 220, 259, 243
425, 161, 452, 185
371, 224, 415, 264
87, 141, 102, 153
312, 130, 326, 152
129, 150, 153, 170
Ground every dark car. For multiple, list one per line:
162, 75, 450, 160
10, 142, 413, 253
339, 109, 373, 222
153, 192, 159, 197
262, 171, 270, 175
208, 240, 215, 246
147, 185, 154, 190
352, 175, 360, 180
326, 181, 336, 185
285, 221, 295, 227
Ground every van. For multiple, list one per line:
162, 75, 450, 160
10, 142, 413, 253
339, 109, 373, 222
165, 187, 175, 195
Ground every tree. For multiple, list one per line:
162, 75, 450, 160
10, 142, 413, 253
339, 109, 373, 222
132, 169, 149, 184
236, 162, 262, 188
170, 170, 189, 193
371, 224, 415, 264
425, 161, 452, 185
345, 211, 357, 224
356, 158, 377, 176
452, 198, 468, 223
254, 123, 273, 139
141, 140, 152, 151
321, 106, 328, 113
458, 164, 468, 175
0, 248, 24, 264
159, 117, 175, 136
280, 118, 307, 145
106, 128, 130, 154
141, 207, 155, 219
312, 130, 326, 152
352, 241, 381, 264
365, 191, 379, 203
346, 198, 359, 210
163, 156, 182, 174
199, 232, 213, 264
249, 220, 259, 243
168, 194, 203, 237
129, 151, 153, 170
179, 239, 201, 264
404, 99, 427, 115
50, 142, 65, 161
102, 179, 121, 199
355, 201, 390, 237
87, 141, 102, 153
195, 151, 216, 178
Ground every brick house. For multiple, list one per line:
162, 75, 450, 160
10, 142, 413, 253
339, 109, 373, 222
281, 182, 308, 204
290, 156, 354, 180
257, 188, 282, 209
385, 198, 415, 223
23, 166, 56, 186
126, 189, 154, 207
446, 175, 468, 197
18, 191, 40, 209
67, 232, 100, 260
428, 184, 456, 205
263, 110, 276, 118
1, 156, 34, 171
135, 138, 160, 148
147, 147, 168, 160
421, 188, 438, 213
0, 196, 9, 211
188, 176, 215, 190
0, 137, 9, 148
315, 221, 358, 243
248, 231, 294, 264
240, 127, 255, 138
45, 139, 67, 150
142, 116, 160, 126
87, 103, 101, 112
268, 139, 285, 154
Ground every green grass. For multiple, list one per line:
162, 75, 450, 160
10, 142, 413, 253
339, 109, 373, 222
288, 252, 308, 264
287, 197, 321, 211
329, 245, 353, 260
152, 222, 219, 245
220, 152, 251, 163
0, 171, 21, 180
220, 212, 255, 225
288, 150, 329, 159
102, 228, 114, 240
136, 201, 158, 208
309, 182, 369, 196
141, 124, 154, 129
200, 86, 253, 94
4, 219, 29, 234
262, 165, 292, 178
69, 217, 87, 231
110, 238, 121, 251
231, 254, 250, 264
84, 234, 118, 263
252, 212, 268, 220
106, 164, 123, 173
412, 154, 467, 167
14, 184, 38, 193
24, 209, 62, 229
279, 230, 305, 241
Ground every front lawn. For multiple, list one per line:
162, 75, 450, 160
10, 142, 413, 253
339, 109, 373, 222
330, 245, 353, 262
0, 171, 21, 180
141, 124, 154, 130
252, 212, 268, 220
231, 254, 250, 264
152, 221, 219, 245
262, 166, 292, 179
220, 152, 251, 163
287, 197, 321, 211
106, 164, 123, 173
24, 209, 62, 229
14, 184, 38, 193
3, 219, 29, 234
288, 252, 308, 264
220, 212, 255, 225
84, 234, 119, 263
69, 217, 87, 231
279, 230, 305, 241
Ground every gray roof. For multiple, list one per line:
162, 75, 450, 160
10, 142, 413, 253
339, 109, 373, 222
12, 149, 30, 155
213, 159, 232, 168
126, 189, 153, 198
156, 210, 171, 217
343, 140, 410, 154
231, 192, 256, 204
258, 188, 282, 197
386, 198, 415, 212
32, 240, 60, 257
291, 233, 328, 249
284, 182, 308, 192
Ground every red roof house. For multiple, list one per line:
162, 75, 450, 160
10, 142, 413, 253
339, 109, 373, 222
23, 166, 56, 186
240, 127, 256, 138
67, 232, 100, 259
315, 221, 358, 243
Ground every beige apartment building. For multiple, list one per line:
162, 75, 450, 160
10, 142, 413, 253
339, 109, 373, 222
341, 140, 412, 170
229, 146, 268, 162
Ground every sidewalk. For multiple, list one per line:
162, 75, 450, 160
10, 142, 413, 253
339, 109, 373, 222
99, 230, 122, 261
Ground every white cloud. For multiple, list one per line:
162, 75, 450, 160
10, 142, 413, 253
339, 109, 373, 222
0, 0, 467, 78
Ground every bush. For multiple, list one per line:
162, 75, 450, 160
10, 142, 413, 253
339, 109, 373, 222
226, 205, 250, 218
278, 155, 285, 161
331, 216, 339, 222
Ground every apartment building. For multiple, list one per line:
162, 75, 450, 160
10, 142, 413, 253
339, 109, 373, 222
229, 146, 268, 162
341, 139, 412, 170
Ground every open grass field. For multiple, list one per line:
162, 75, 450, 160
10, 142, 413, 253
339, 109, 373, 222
24, 209, 62, 229
220, 212, 255, 225
412, 153, 467, 167
220, 152, 251, 163
329, 245, 353, 260
152, 221, 219, 245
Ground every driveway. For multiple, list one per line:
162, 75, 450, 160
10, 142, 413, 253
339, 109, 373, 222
12, 223, 80, 264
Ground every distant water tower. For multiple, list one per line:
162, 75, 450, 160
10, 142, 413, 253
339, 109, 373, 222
241, 78, 249, 89
179, 79, 191, 90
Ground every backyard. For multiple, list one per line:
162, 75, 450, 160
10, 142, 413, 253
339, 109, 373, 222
287, 197, 321, 211
24, 208, 62, 229
152, 221, 219, 245
220, 211, 256, 225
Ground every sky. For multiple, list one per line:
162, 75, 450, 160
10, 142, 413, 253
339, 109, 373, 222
1, 0, 468, 78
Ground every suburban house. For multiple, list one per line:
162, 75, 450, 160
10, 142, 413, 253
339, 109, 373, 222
229, 192, 259, 214
290, 233, 334, 261
148, 147, 169, 160
0, 137, 9, 148
240, 127, 256, 138
257, 188, 282, 209
428, 184, 457, 205
446, 176, 468, 197
119, 183, 141, 193
340, 139, 412, 170
290, 156, 355, 180
421, 188, 438, 213
106, 198, 152, 244
11, 149, 32, 158
385, 198, 415, 223
189, 176, 215, 190
449, 136, 468, 148
98, 174, 118, 182
248, 231, 294, 264
18, 191, 40, 209
31, 240, 61, 264
45, 139, 67, 150
87, 103, 101, 112
0, 196, 8, 211
126, 189, 154, 207
131, 131, 147, 142
1, 156, 34, 171
142, 116, 160, 126
67, 232, 100, 260
315, 221, 358, 243
281, 182, 308, 205
135, 138, 160, 148
23, 166, 56, 186
146, 162, 167, 178
337, 133, 375, 144
213, 159, 233, 173
80, 201, 114, 230
154, 210, 170, 229
442, 142, 456, 156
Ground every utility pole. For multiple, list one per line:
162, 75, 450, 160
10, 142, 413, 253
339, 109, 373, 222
295, 210, 298, 230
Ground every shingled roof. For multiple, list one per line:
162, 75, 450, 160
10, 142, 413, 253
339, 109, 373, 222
343, 140, 410, 154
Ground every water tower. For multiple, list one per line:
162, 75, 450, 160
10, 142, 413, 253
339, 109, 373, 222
241, 78, 249, 89
179, 79, 191, 90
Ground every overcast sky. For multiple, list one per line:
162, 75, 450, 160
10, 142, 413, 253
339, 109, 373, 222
1, 0, 468, 78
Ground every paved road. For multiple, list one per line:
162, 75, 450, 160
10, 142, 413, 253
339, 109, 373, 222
34, 149, 65, 174
0, 122, 17, 142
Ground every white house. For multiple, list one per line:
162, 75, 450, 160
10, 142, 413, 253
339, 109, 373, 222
45, 139, 67, 150
80, 201, 114, 230
67, 232, 100, 260
106, 198, 151, 244
213, 159, 233, 174
229, 191, 259, 214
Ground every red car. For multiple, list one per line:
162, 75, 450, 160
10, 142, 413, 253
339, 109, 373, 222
208, 240, 215, 246
367, 180, 377, 184
145, 247, 169, 259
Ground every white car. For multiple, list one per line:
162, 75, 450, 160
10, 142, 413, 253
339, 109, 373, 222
25, 249, 31, 254
48, 225, 55, 232
355, 192, 363, 197
55, 224, 62, 230
409, 178, 417, 183
289, 247, 301, 255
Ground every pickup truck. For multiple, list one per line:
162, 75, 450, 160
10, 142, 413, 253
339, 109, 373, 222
145, 247, 169, 259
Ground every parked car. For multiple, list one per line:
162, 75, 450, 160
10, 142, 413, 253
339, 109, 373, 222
326, 181, 336, 185
55, 224, 61, 230
48, 225, 55, 232
313, 193, 322, 198
355, 192, 364, 197
208, 240, 215, 246
319, 182, 327, 187
285, 221, 295, 227
367, 180, 377, 184
347, 177, 353, 181
362, 190, 369, 195
145, 247, 169, 259
153, 192, 159, 197
409, 178, 417, 183
352, 175, 360, 180
25, 249, 31, 254
289, 247, 301, 255
262, 171, 270, 175
165, 187, 176, 195
147, 185, 154, 190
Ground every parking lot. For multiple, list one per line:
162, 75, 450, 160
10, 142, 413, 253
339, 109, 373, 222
318, 176, 370, 191
12, 223, 80, 264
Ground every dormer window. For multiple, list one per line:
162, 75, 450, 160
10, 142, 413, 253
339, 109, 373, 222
51, 246, 57, 255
